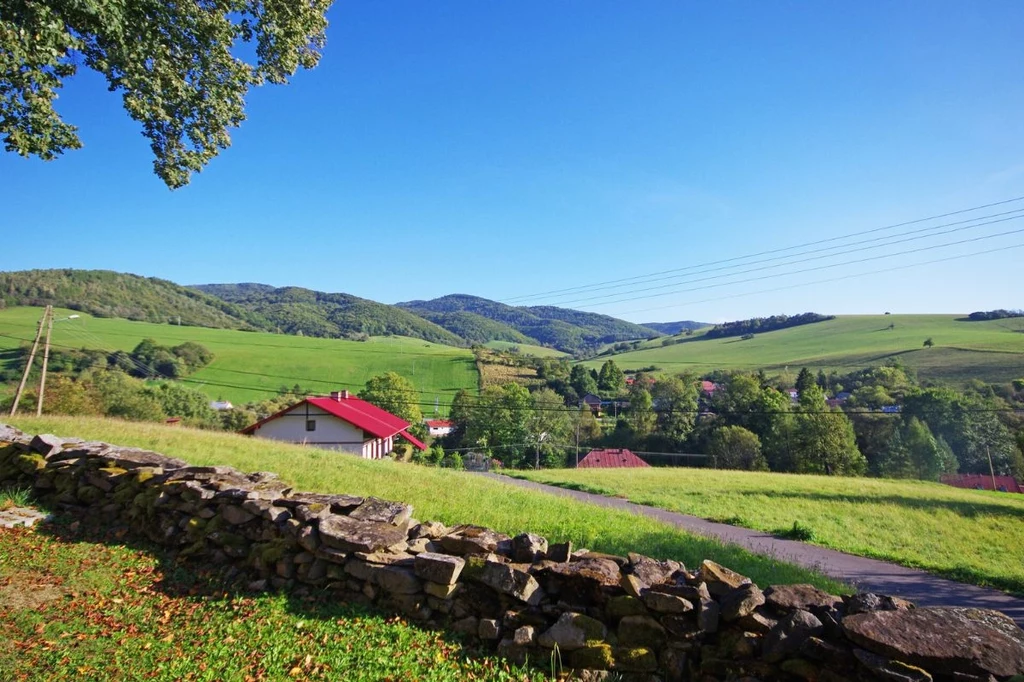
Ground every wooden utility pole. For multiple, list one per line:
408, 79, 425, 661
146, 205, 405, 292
986, 445, 998, 492
36, 307, 55, 416
9, 306, 49, 417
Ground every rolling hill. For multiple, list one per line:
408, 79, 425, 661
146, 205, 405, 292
193, 283, 465, 346
0, 306, 478, 404
641, 320, 708, 335
398, 294, 660, 353
0, 270, 262, 330
583, 314, 1024, 385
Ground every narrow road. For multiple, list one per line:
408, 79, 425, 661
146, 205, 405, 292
483, 473, 1024, 627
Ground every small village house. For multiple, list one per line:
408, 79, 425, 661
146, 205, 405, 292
581, 393, 603, 415
425, 419, 454, 437
577, 448, 650, 469
240, 390, 426, 459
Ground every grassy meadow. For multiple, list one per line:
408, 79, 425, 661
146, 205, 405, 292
584, 314, 1024, 384
484, 341, 569, 358
0, 307, 478, 405
7, 415, 844, 593
509, 466, 1024, 594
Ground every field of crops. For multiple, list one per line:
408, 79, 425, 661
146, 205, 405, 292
0, 307, 478, 405
584, 314, 1024, 384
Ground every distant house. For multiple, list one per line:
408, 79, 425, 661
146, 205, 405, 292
240, 390, 426, 459
426, 419, 454, 437
941, 474, 1023, 494
700, 381, 721, 396
209, 400, 234, 411
581, 394, 603, 415
578, 448, 650, 469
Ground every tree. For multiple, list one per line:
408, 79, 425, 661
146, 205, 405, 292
651, 376, 697, 445
1, 0, 331, 188
791, 386, 866, 475
569, 364, 599, 398
529, 388, 573, 468
795, 368, 815, 394
361, 372, 422, 425
707, 426, 767, 471
464, 383, 532, 468
41, 374, 100, 416
625, 385, 656, 439
598, 360, 625, 394
923, 338, 934, 348
146, 382, 218, 427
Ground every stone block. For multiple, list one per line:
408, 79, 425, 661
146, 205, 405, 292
413, 552, 465, 585
318, 514, 408, 553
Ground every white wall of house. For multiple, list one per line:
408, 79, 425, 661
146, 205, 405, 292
252, 404, 368, 456
428, 425, 453, 437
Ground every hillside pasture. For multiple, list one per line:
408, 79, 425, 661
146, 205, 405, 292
510, 466, 1024, 594
484, 340, 569, 358
0, 307, 478, 404
8, 415, 845, 593
585, 314, 1024, 384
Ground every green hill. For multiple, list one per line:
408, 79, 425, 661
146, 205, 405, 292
0, 270, 262, 330
641, 320, 708, 335
193, 283, 466, 346
410, 310, 533, 345
0, 306, 477, 404
583, 314, 1024, 385
398, 294, 660, 353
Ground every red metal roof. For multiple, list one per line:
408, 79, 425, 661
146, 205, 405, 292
241, 395, 427, 450
426, 420, 453, 428
941, 474, 1023, 494
577, 448, 650, 469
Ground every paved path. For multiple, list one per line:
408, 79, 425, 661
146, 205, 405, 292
483, 473, 1024, 626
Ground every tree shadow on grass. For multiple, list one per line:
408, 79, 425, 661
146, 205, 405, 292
16, 511, 535, 682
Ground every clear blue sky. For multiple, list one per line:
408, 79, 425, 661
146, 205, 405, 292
2, 1, 1023, 323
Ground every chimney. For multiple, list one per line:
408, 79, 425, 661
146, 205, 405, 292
330, 390, 350, 402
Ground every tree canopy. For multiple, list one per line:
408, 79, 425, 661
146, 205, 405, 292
360, 372, 422, 426
1, 0, 331, 188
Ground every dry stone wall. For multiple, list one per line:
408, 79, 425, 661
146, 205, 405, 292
2, 423, 1023, 682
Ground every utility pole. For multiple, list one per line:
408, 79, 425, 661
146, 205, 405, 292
9, 306, 49, 417
36, 306, 55, 416
986, 445, 998, 492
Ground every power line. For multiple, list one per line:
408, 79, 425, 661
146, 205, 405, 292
501, 195, 1024, 304
563, 223, 1024, 310
543, 212, 1024, 308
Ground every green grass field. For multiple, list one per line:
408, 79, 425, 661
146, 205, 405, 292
7, 415, 844, 593
509, 466, 1024, 594
0, 307, 478, 404
484, 341, 569, 358
584, 314, 1024, 384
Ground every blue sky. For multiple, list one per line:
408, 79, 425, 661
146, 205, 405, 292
2, 1, 1023, 323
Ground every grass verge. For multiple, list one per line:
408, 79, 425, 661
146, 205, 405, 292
508, 467, 1024, 595
5, 416, 845, 593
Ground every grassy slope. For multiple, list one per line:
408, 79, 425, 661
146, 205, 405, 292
584, 314, 1024, 384
509, 467, 1024, 594
7, 416, 844, 593
0, 307, 478, 404
484, 341, 569, 358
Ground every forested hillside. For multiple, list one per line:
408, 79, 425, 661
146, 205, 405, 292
194, 284, 465, 345
0, 270, 261, 329
399, 294, 659, 353
642, 320, 708, 335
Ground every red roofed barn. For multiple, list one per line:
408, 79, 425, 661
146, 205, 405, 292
941, 473, 1023, 494
577, 448, 650, 469
426, 419, 454, 437
241, 390, 426, 459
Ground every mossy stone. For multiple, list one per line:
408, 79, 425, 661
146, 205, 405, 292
570, 644, 615, 671
76, 485, 105, 504
613, 646, 658, 672
16, 453, 46, 474
607, 595, 648, 619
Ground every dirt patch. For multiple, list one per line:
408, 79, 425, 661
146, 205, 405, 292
0, 571, 65, 612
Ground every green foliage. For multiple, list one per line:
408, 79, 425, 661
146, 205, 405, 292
399, 294, 658, 354
1, 0, 331, 188
777, 521, 815, 542
598, 359, 625, 394
0, 486, 31, 510
360, 372, 423, 425
651, 376, 698, 445
0, 270, 261, 328
461, 383, 532, 468
128, 338, 214, 378
703, 313, 835, 340
923, 337, 934, 348
528, 387, 573, 468
877, 417, 957, 480
707, 426, 767, 471
625, 384, 656, 438
791, 386, 866, 476
570, 364, 599, 397
196, 284, 466, 346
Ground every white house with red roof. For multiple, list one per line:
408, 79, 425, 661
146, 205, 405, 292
425, 419, 454, 437
240, 390, 426, 459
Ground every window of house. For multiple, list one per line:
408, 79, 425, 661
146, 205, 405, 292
306, 419, 316, 432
